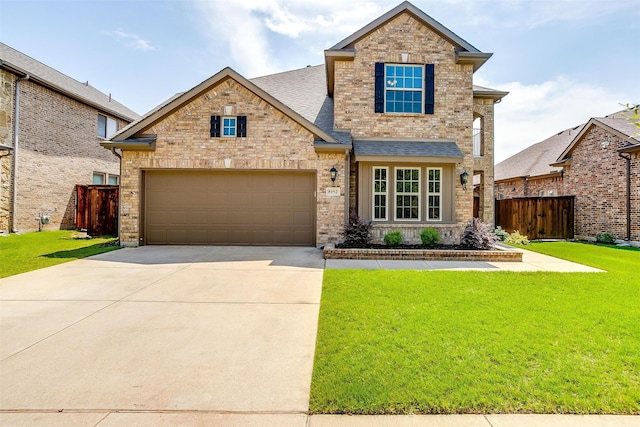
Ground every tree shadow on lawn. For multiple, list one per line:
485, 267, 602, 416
41, 242, 119, 260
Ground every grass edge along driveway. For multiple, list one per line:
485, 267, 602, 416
0, 230, 119, 278
310, 242, 640, 415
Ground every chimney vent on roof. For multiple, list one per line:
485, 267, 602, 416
84, 81, 89, 86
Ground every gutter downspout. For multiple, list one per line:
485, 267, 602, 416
11, 73, 29, 233
618, 151, 632, 241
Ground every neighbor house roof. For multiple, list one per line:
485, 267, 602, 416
495, 125, 584, 182
105, 67, 345, 152
555, 108, 640, 164
324, 1, 493, 95
0, 42, 139, 122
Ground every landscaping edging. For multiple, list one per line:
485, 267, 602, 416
323, 244, 523, 262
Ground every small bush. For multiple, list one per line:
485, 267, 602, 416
384, 230, 403, 246
596, 232, 615, 244
420, 227, 440, 247
505, 230, 530, 245
341, 212, 372, 248
493, 226, 509, 242
460, 217, 498, 250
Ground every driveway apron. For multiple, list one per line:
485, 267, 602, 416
0, 246, 324, 422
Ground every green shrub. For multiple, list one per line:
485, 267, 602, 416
384, 230, 403, 246
493, 226, 509, 241
595, 232, 615, 244
505, 230, 530, 245
460, 217, 498, 250
420, 227, 440, 247
341, 211, 372, 248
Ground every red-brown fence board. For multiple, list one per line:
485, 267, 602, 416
75, 185, 118, 237
495, 196, 574, 240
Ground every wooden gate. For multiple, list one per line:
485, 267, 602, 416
75, 185, 118, 237
495, 196, 574, 240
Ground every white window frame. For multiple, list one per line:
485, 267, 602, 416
384, 64, 424, 114
92, 172, 106, 185
427, 167, 442, 221
394, 167, 421, 221
222, 117, 237, 137
372, 167, 388, 221
107, 174, 119, 185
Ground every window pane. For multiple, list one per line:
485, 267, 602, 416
106, 118, 117, 138
97, 115, 106, 138
107, 175, 119, 185
93, 173, 105, 185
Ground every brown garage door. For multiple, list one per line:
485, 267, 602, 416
144, 170, 315, 246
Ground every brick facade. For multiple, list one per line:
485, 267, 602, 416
563, 126, 639, 241
5, 78, 126, 231
332, 12, 490, 242
118, 78, 345, 246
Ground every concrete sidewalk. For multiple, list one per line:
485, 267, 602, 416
325, 244, 605, 272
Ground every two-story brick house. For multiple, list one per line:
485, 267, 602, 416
0, 43, 139, 233
495, 107, 640, 242
103, 1, 506, 247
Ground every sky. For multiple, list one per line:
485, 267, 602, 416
1, 0, 638, 162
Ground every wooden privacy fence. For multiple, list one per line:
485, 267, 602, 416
495, 196, 574, 240
75, 185, 118, 237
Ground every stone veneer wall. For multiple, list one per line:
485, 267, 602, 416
332, 12, 476, 240
563, 126, 639, 241
12, 80, 124, 231
0, 70, 15, 232
119, 78, 345, 247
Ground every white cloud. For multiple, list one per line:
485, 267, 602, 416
112, 29, 156, 52
482, 76, 627, 162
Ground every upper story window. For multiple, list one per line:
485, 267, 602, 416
385, 65, 423, 113
210, 115, 247, 138
375, 62, 434, 115
98, 114, 117, 138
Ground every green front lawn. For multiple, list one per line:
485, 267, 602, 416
0, 230, 119, 278
310, 242, 640, 414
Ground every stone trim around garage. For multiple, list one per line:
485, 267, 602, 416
323, 244, 522, 262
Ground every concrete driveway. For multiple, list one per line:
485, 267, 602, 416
0, 246, 324, 426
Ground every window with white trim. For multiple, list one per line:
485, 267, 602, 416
223, 117, 236, 137
427, 168, 442, 221
373, 167, 388, 220
385, 65, 423, 113
92, 172, 119, 185
395, 168, 420, 220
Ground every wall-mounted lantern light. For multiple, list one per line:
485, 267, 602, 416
330, 166, 338, 183
460, 170, 469, 191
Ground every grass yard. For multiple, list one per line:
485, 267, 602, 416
310, 242, 640, 414
0, 230, 119, 278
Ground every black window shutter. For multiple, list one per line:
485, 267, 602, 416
210, 115, 220, 137
424, 64, 435, 115
237, 115, 247, 137
374, 62, 384, 113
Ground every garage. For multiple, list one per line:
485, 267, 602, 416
143, 170, 316, 246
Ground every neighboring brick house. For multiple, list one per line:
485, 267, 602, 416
103, 2, 506, 247
0, 43, 139, 233
495, 107, 640, 242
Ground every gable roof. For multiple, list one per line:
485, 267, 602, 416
0, 42, 138, 122
495, 124, 584, 182
555, 108, 640, 164
496, 106, 640, 181
324, 1, 492, 95
108, 67, 339, 145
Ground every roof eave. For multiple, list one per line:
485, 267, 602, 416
0, 60, 138, 122
324, 49, 355, 97
456, 51, 493, 73
619, 143, 640, 154
100, 138, 156, 151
